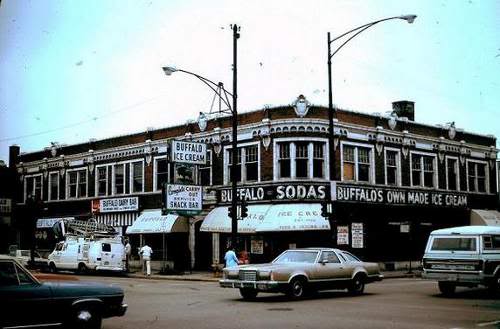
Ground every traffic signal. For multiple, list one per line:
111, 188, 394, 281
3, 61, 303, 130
228, 206, 235, 218
321, 201, 329, 218
240, 201, 248, 218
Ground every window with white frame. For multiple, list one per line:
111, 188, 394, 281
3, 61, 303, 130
48, 172, 59, 201
25, 174, 42, 202
341, 143, 373, 183
275, 139, 327, 180
198, 150, 212, 186
154, 156, 169, 191
225, 143, 259, 184
67, 169, 87, 199
411, 153, 437, 188
446, 157, 459, 191
467, 160, 487, 193
96, 160, 144, 196
385, 149, 401, 186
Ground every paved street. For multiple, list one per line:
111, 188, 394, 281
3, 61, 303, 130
73, 275, 500, 329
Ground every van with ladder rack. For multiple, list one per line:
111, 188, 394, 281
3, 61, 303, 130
422, 225, 500, 295
47, 218, 125, 273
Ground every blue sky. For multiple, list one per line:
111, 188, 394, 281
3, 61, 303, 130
1, 0, 499, 164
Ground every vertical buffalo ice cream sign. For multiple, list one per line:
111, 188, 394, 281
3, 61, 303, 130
165, 184, 202, 213
171, 140, 207, 165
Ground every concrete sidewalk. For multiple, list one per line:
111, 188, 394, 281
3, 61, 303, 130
126, 270, 422, 282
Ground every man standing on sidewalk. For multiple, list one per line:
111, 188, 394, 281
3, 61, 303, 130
139, 243, 153, 276
124, 239, 131, 272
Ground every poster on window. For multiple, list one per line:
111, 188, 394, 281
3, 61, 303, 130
351, 223, 364, 248
337, 226, 349, 245
251, 237, 264, 254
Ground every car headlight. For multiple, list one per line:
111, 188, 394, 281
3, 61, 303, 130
258, 270, 272, 280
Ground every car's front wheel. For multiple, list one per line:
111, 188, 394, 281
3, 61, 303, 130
348, 274, 365, 295
288, 277, 307, 299
438, 281, 456, 296
71, 306, 102, 329
239, 288, 258, 300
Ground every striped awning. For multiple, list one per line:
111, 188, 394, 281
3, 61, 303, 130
95, 212, 138, 227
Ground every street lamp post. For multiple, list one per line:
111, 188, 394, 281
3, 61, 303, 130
162, 24, 241, 248
326, 15, 417, 231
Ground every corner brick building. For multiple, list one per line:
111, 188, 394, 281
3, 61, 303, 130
8, 97, 499, 269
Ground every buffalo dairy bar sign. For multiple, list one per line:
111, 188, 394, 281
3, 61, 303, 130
98, 197, 139, 213
171, 140, 206, 165
333, 183, 468, 208
166, 184, 202, 212
218, 183, 327, 203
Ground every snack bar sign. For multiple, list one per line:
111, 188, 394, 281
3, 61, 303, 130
165, 184, 202, 212
171, 140, 207, 165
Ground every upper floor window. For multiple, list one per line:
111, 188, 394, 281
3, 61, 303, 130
385, 149, 401, 186
66, 169, 87, 199
48, 172, 59, 201
275, 139, 327, 180
467, 160, 487, 193
341, 143, 373, 183
25, 174, 42, 202
446, 157, 460, 191
96, 160, 144, 196
199, 150, 212, 186
154, 156, 169, 192
225, 143, 260, 184
411, 153, 437, 188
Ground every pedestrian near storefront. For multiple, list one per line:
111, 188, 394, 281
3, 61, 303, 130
139, 243, 153, 276
224, 245, 239, 268
124, 239, 131, 272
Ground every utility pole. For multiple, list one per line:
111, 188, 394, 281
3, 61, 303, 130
230, 23, 240, 248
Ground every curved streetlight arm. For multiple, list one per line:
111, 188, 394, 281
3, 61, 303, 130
162, 67, 233, 113
328, 15, 416, 60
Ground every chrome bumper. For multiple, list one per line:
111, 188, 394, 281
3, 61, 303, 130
219, 279, 280, 291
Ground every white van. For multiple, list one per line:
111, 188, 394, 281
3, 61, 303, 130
422, 226, 500, 295
48, 235, 125, 273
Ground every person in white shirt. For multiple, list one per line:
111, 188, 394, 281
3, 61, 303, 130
124, 239, 131, 272
139, 244, 153, 276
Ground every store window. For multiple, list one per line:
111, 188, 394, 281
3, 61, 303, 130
341, 143, 373, 183
199, 150, 212, 186
131, 161, 144, 193
446, 157, 459, 191
66, 169, 87, 199
411, 153, 437, 188
275, 140, 327, 180
114, 164, 125, 195
225, 143, 259, 184
154, 156, 169, 192
25, 174, 42, 202
385, 149, 400, 186
48, 172, 59, 201
467, 160, 488, 193
96, 166, 109, 196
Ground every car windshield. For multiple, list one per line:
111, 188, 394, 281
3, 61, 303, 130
273, 250, 319, 264
431, 237, 477, 251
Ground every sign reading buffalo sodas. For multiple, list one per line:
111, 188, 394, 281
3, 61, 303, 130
333, 183, 468, 208
171, 140, 206, 165
165, 184, 202, 213
218, 182, 327, 203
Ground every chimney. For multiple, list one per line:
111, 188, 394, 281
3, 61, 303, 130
392, 101, 415, 121
9, 145, 20, 169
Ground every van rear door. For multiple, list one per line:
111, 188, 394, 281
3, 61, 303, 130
100, 243, 112, 267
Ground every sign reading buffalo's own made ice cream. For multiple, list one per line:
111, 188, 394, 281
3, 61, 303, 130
333, 183, 468, 208
165, 184, 202, 212
95, 197, 139, 213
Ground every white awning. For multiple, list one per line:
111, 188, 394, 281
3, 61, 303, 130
95, 212, 138, 227
200, 204, 271, 233
256, 203, 330, 232
471, 209, 500, 226
36, 217, 74, 229
125, 209, 188, 234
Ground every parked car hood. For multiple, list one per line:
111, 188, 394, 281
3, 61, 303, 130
237, 263, 308, 271
43, 281, 124, 297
